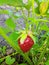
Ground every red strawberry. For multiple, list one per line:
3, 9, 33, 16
18, 35, 34, 53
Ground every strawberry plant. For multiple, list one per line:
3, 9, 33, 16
0, 0, 49, 65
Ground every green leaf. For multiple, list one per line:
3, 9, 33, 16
45, 60, 49, 65
31, 35, 38, 44
5, 18, 16, 30
9, 31, 20, 48
28, 18, 39, 27
24, 0, 32, 10
9, 31, 20, 42
40, 24, 49, 31
5, 56, 15, 65
30, 44, 39, 55
33, 43, 39, 50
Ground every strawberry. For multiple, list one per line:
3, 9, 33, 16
18, 35, 34, 53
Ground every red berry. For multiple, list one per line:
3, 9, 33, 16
18, 35, 34, 53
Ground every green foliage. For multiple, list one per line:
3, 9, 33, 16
0, 0, 24, 7
0, 0, 49, 65
35, 6, 40, 14
5, 56, 15, 65
9, 31, 20, 42
0, 46, 6, 54
40, 24, 49, 31
24, 0, 32, 10
45, 60, 49, 65
5, 18, 16, 30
